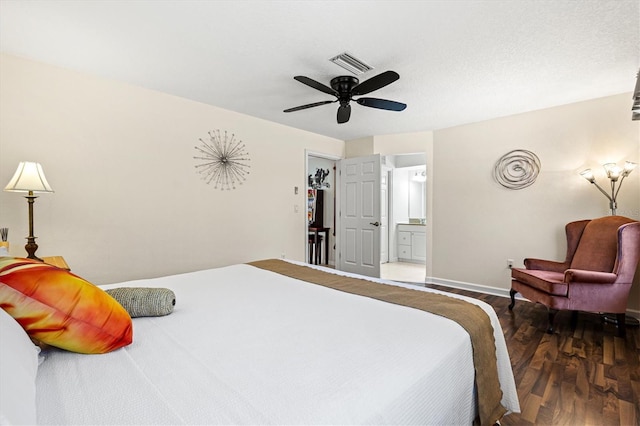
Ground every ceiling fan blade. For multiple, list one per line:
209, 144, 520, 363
283, 100, 335, 113
337, 104, 351, 124
294, 76, 338, 96
351, 71, 400, 96
356, 97, 407, 111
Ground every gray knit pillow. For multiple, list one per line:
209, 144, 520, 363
105, 287, 175, 318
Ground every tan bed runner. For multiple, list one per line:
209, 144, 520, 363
248, 259, 506, 426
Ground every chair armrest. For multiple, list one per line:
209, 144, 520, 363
524, 258, 568, 272
564, 269, 617, 284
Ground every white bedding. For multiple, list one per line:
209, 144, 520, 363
35, 260, 519, 425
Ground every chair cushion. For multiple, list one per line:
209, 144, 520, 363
570, 216, 635, 272
511, 268, 568, 296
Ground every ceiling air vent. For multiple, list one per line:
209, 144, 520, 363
329, 52, 373, 75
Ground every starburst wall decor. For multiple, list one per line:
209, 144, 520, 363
194, 130, 251, 190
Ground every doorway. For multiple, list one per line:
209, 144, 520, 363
380, 153, 427, 284
306, 152, 339, 267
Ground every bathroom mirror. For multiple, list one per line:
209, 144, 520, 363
408, 168, 426, 220
392, 164, 426, 224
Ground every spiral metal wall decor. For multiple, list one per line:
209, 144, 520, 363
493, 149, 541, 190
194, 130, 251, 190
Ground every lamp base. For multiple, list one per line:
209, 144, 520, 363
25, 238, 42, 262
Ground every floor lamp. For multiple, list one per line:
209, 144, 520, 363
579, 160, 639, 328
579, 161, 637, 215
4, 162, 54, 261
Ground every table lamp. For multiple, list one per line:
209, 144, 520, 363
4, 162, 54, 260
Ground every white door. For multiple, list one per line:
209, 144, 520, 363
338, 154, 381, 277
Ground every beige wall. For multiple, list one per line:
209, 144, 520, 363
0, 54, 343, 284
432, 93, 640, 310
344, 136, 374, 158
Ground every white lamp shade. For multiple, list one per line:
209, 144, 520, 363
623, 161, 637, 176
579, 169, 595, 182
603, 163, 621, 180
4, 162, 54, 193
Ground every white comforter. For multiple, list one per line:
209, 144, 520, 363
36, 261, 519, 425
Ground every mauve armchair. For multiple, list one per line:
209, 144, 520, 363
509, 216, 640, 336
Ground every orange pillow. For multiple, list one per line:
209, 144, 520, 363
0, 257, 132, 354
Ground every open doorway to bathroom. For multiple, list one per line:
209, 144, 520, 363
380, 153, 427, 284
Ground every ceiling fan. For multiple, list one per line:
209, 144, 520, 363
283, 70, 407, 124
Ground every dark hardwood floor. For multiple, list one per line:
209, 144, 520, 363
424, 284, 640, 426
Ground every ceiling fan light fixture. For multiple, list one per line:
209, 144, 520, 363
329, 52, 373, 75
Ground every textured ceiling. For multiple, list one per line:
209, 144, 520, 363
1, 0, 638, 141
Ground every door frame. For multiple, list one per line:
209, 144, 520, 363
305, 150, 342, 266
381, 165, 393, 264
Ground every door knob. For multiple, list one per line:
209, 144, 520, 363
370, 221, 380, 227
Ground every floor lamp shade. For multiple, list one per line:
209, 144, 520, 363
579, 161, 637, 215
4, 162, 54, 260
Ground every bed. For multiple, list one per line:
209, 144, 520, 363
1, 258, 520, 425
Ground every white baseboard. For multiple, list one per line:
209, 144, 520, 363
426, 276, 640, 321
